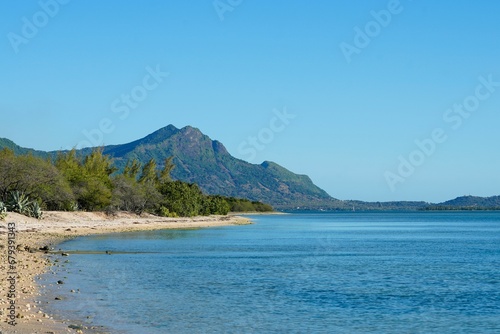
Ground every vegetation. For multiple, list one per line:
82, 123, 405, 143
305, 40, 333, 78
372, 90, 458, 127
421, 206, 500, 211
225, 197, 274, 212
1, 125, 334, 209
0, 148, 273, 218
0, 201, 7, 220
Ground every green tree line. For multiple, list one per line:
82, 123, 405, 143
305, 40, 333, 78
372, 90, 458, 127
0, 148, 273, 218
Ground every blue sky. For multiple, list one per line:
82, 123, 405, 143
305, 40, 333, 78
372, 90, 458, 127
1, 0, 499, 203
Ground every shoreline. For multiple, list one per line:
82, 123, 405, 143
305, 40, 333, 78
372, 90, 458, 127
0, 211, 251, 334
229, 211, 288, 216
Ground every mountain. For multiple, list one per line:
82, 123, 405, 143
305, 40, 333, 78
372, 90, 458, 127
1, 125, 334, 209
2, 126, 498, 211
0, 138, 48, 158
97, 125, 334, 208
424, 195, 500, 210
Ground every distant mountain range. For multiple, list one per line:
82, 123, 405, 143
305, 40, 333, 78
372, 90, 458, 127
1, 125, 498, 211
423, 195, 500, 211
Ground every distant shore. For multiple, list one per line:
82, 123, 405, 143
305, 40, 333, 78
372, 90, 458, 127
0, 211, 251, 334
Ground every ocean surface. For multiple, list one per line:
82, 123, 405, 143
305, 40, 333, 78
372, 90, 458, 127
40, 212, 500, 333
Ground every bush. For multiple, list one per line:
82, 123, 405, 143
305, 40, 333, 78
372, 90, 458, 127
202, 196, 231, 215
7, 191, 31, 215
5, 191, 43, 219
158, 181, 204, 217
156, 206, 178, 218
0, 201, 6, 220
27, 201, 43, 219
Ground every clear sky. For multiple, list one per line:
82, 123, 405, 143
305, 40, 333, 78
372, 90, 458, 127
1, 0, 499, 203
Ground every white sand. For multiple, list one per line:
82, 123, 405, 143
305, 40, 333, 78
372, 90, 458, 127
0, 211, 250, 333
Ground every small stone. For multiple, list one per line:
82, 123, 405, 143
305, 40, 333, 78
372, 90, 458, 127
68, 324, 84, 330
57, 280, 64, 285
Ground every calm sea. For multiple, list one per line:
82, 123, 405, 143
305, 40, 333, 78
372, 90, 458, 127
40, 212, 500, 333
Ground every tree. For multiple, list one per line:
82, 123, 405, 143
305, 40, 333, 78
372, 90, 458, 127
159, 181, 204, 217
139, 159, 158, 184
55, 149, 115, 211
55, 149, 82, 186
82, 148, 117, 180
0, 149, 73, 210
111, 175, 147, 213
123, 158, 142, 179
202, 195, 230, 215
159, 156, 175, 184
79, 149, 115, 210
111, 173, 162, 214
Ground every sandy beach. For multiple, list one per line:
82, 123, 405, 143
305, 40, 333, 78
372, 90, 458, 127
0, 211, 251, 334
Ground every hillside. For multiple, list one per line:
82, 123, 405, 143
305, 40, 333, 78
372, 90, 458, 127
0, 138, 49, 158
2, 127, 498, 211
96, 125, 333, 208
424, 195, 500, 210
0, 125, 332, 209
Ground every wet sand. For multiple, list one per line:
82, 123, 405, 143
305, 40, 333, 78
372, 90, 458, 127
0, 211, 250, 333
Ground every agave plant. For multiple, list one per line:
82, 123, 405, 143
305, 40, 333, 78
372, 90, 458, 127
0, 201, 6, 214
0, 201, 6, 220
7, 191, 31, 214
28, 201, 43, 219
70, 201, 79, 212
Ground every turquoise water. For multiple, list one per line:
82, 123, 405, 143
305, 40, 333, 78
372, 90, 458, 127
40, 212, 500, 333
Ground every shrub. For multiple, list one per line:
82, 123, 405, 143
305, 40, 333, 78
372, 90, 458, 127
7, 191, 31, 215
5, 191, 43, 219
0, 201, 6, 220
28, 201, 43, 219
156, 205, 178, 218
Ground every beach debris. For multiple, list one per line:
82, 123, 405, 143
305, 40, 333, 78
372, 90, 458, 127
61, 253, 69, 256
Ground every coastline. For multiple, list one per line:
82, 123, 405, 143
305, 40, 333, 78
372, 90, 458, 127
0, 211, 251, 334
229, 211, 288, 216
